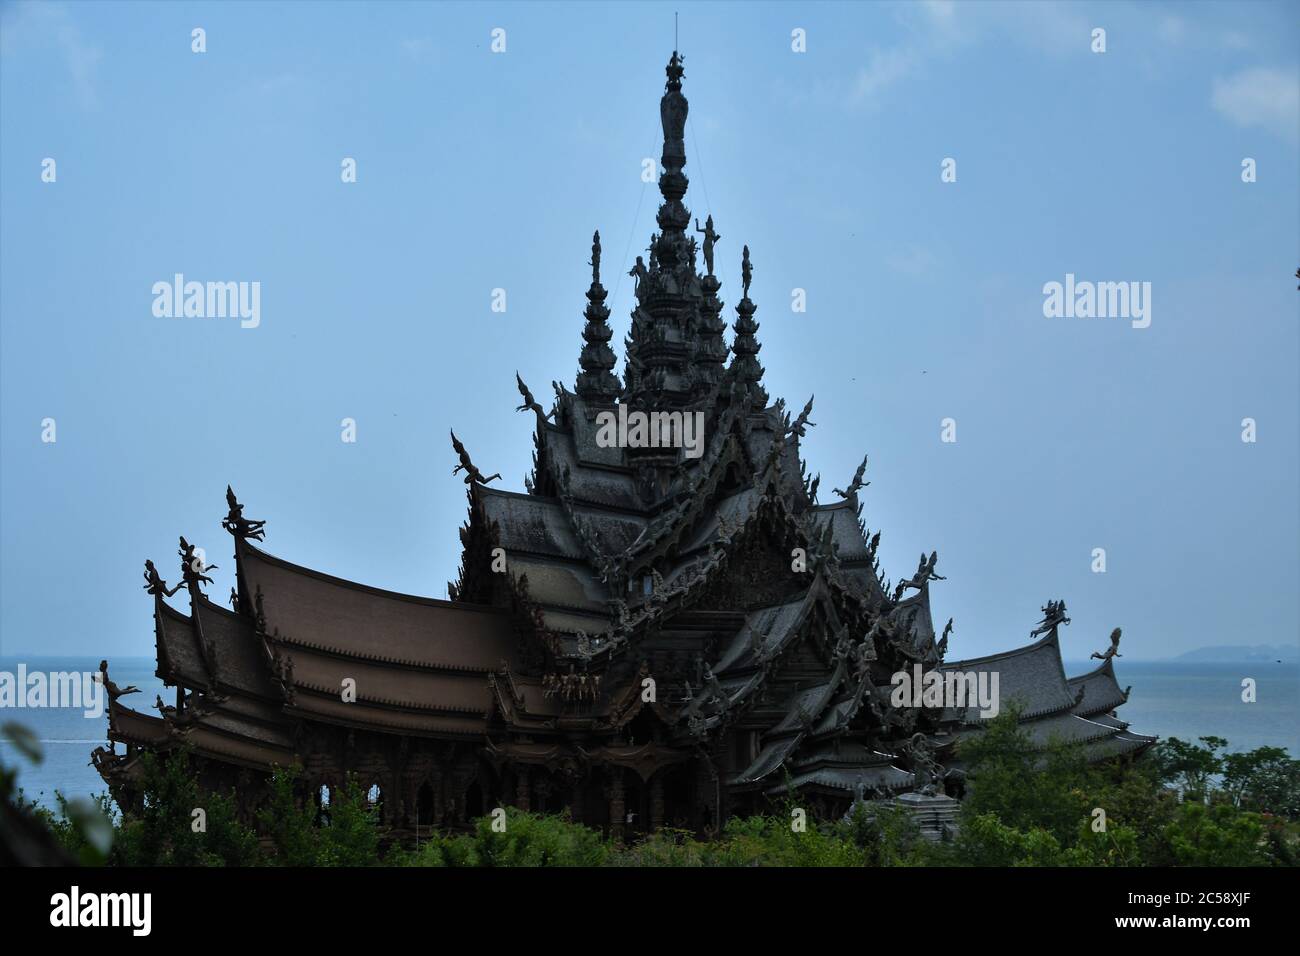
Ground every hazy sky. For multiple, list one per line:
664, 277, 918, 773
1, 0, 1296, 661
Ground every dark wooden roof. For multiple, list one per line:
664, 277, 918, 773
239, 540, 517, 671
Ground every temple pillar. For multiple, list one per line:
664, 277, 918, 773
606, 770, 625, 842
515, 767, 531, 811
432, 776, 446, 826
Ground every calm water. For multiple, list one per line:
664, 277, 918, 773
2, 657, 1297, 810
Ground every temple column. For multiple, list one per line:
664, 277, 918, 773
433, 781, 445, 827
606, 769, 625, 842
650, 773, 665, 831
515, 767, 531, 811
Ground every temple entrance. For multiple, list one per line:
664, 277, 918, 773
661, 765, 694, 830
623, 774, 648, 835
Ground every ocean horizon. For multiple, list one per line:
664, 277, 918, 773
2, 655, 1297, 811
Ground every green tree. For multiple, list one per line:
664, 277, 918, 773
113, 750, 259, 866
1157, 802, 1269, 867
1221, 747, 1300, 816
1147, 736, 1226, 802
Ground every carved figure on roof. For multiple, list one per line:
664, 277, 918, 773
866, 530, 881, 560
271, 650, 294, 691
1091, 627, 1122, 661
1029, 599, 1070, 638
649, 568, 669, 606
89, 745, 115, 771
864, 616, 896, 657
897, 551, 944, 598
694, 216, 721, 276
253, 587, 267, 632
854, 637, 877, 676
715, 510, 741, 545
222, 486, 266, 541
833, 626, 854, 662
786, 395, 816, 439
937, 617, 954, 658
450, 430, 501, 486
142, 559, 182, 597
628, 256, 648, 295
98, 660, 139, 701
228, 587, 239, 611
515, 372, 552, 430
179, 536, 217, 588
813, 519, 838, 570
741, 244, 753, 298
589, 230, 602, 285
833, 455, 870, 500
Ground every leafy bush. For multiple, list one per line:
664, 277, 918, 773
410, 807, 608, 867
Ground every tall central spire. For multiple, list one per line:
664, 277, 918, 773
656, 51, 691, 267
620, 52, 738, 432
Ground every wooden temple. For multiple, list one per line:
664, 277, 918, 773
94, 52, 1153, 838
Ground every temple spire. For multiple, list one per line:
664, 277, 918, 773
654, 51, 691, 268
574, 229, 620, 409
621, 52, 704, 414
727, 245, 767, 406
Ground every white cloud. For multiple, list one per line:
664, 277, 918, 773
0, 1, 102, 108
850, 48, 916, 108
1211, 66, 1300, 143
909, 0, 1090, 57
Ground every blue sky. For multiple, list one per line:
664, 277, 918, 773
1, 0, 1296, 661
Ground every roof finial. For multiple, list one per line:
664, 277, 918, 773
590, 230, 601, 287
666, 49, 684, 92
741, 244, 752, 299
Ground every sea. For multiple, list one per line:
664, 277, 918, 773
2, 656, 1297, 811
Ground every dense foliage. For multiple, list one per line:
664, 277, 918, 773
3, 717, 1296, 867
